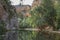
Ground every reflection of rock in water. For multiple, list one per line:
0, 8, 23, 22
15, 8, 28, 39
3, 16, 18, 40
4, 31, 18, 40
4, 15, 18, 40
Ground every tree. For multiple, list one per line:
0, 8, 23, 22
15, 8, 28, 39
54, 0, 60, 30
41, 0, 56, 30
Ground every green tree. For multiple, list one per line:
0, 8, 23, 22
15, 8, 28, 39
27, 0, 57, 30
54, 0, 60, 30
41, 0, 56, 30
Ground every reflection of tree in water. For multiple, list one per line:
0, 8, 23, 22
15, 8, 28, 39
19, 30, 56, 40
19, 30, 37, 40
4, 31, 18, 40
35, 31, 55, 40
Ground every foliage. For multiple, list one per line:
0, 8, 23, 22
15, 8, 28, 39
18, 13, 32, 28
1, 0, 16, 20
22, 0, 57, 29
54, 0, 60, 30
18, 0, 57, 30
41, 0, 56, 30
29, 6, 46, 27
0, 20, 6, 35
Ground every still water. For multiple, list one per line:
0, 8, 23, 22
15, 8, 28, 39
0, 30, 60, 40
0, 30, 37, 40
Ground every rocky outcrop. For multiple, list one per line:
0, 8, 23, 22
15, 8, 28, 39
0, 0, 18, 40
32, 0, 41, 8
15, 5, 31, 13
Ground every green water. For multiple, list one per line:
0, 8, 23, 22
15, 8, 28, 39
0, 30, 60, 40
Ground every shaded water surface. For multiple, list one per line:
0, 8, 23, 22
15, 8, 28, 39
0, 30, 60, 40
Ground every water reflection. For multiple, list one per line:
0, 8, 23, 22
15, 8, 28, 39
4, 31, 18, 40
0, 30, 60, 40
18, 30, 37, 40
0, 31, 18, 40
0, 30, 37, 40
18, 31, 55, 40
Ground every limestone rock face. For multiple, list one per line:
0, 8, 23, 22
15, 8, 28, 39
32, 0, 41, 8
0, 3, 6, 19
15, 5, 31, 13
0, 0, 18, 40
14, 5, 31, 17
